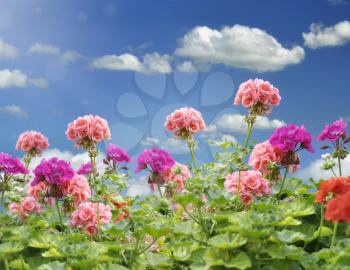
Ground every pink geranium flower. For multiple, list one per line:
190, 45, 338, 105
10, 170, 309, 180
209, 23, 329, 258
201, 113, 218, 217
162, 163, 192, 192
16, 131, 49, 156
61, 174, 91, 207
9, 196, 42, 220
318, 118, 347, 142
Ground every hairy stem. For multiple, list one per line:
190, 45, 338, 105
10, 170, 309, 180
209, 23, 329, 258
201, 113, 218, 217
317, 204, 324, 240
338, 156, 342, 177
331, 221, 338, 248
278, 168, 289, 197
187, 140, 198, 169
243, 120, 254, 149
55, 200, 64, 233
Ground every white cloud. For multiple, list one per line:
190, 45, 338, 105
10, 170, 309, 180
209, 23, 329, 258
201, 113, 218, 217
297, 155, 350, 180
0, 39, 18, 59
327, 0, 348, 5
175, 25, 305, 72
303, 21, 350, 49
0, 105, 27, 117
141, 136, 189, 154
90, 52, 172, 74
216, 114, 286, 133
28, 43, 82, 63
0, 69, 48, 89
127, 175, 152, 197
176, 60, 197, 72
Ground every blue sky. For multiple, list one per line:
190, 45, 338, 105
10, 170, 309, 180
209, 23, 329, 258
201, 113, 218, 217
0, 0, 350, 185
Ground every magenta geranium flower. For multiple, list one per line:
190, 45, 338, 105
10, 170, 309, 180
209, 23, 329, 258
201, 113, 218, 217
0, 152, 29, 175
135, 148, 175, 174
318, 119, 347, 142
32, 157, 74, 187
269, 124, 314, 153
76, 162, 93, 175
106, 144, 131, 163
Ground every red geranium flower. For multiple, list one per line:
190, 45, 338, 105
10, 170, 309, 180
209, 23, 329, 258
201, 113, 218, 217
325, 191, 350, 222
315, 177, 350, 204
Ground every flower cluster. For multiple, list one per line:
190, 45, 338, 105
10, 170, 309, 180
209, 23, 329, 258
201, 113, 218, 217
234, 79, 281, 115
31, 157, 75, 188
162, 163, 192, 193
316, 177, 350, 222
106, 144, 131, 163
318, 118, 347, 142
77, 162, 93, 176
165, 107, 206, 140
66, 115, 111, 149
70, 202, 112, 236
16, 131, 49, 156
61, 174, 91, 207
0, 152, 29, 175
224, 170, 272, 204
249, 141, 283, 175
9, 196, 42, 220
269, 124, 314, 153
135, 148, 175, 174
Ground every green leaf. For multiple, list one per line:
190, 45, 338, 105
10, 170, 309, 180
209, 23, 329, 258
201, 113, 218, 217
173, 221, 193, 235
173, 245, 193, 261
41, 248, 64, 258
29, 234, 58, 249
208, 232, 247, 249
204, 248, 251, 269
9, 258, 30, 270
145, 252, 171, 267
276, 230, 306, 244
0, 242, 24, 254
280, 199, 315, 217
37, 261, 66, 270
267, 244, 305, 260
277, 217, 301, 227
144, 223, 171, 238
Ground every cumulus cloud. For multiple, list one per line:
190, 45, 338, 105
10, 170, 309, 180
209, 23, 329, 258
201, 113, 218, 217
216, 114, 286, 133
176, 60, 197, 72
200, 124, 237, 142
127, 175, 152, 197
303, 20, 350, 49
90, 52, 172, 74
0, 105, 27, 117
141, 136, 189, 154
28, 43, 82, 63
297, 155, 350, 181
175, 25, 305, 72
0, 39, 18, 59
0, 69, 48, 89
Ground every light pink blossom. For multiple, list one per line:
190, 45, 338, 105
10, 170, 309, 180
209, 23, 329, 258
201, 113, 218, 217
16, 131, 49, 156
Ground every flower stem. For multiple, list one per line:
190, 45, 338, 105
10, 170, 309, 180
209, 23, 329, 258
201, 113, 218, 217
331, 167, 337, 177
55, 200, 64, 233
1, 189, 5, 204
187, 140, 197, 169
338, 157, 342, 176
2, 256, 9, 270
331, 221, 338, 248
157, 184, 163, 198
243, 120, 254, 149
317, 204, 324, 240
278, 168, 289, 197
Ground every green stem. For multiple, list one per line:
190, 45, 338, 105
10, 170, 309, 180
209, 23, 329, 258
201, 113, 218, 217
188, 140, 197, 169
330, 167, 337, 177
243, 120, 254, 149
2, 256, 9, 270
338, 157, 342, 176
55, 200, 64, 233
237, 170, 241, 193
157, 184, 163, 198
1, 189, 5, 204
278, 168, 289, 197
331, 221, 338, 248
137, 238, 158, 255
317, 204, 324, 240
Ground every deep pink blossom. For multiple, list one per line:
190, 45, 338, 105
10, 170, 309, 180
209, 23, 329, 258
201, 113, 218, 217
165, 107, 206, 140
0, 152, 29, 175
318, 118, 347, 142
32, 157, 74, 187
106, 144, 131, 163
135, 148, 175, 174
16, 131, 49, 156
76, 162, 93, 175
224, 170, 272, 204
269, 124, 314, 153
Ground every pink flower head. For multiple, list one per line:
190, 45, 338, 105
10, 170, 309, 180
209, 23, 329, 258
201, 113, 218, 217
16, 131, 49, 156
32, 157, 74, 187
62, 174, 91, 206
0, 152, 29, 175
76, 162, 93, 176
70, 202, 112, 236
106, 144, 131, 163
27, 181, 49, 199
224, 170, 272, 205
234, 79, 281, 115
162, 163, 192, 192
135, 148, 175, 174
249, 141, 283, 174
269, 124, 314, 153
9, 197, 42, 220
318, 118, 347, 142
65, 115, 111, 149
165, 107, 206, 140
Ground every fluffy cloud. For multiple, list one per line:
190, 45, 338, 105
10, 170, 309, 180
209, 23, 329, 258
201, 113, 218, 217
141, 136, 188, 154
127, 175, 152, 197
303, 21, 350, 49
0, 39, 18, 59
297, 155, 350, 181
200, 124, 236, 142
216, 114, 286, 133
176, 60, 197, 72
28, 43, 82, 63
90, 52, 172, 74
0, 105, 27, 117
0, 69, 48, 89
175, 25, 305, 72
